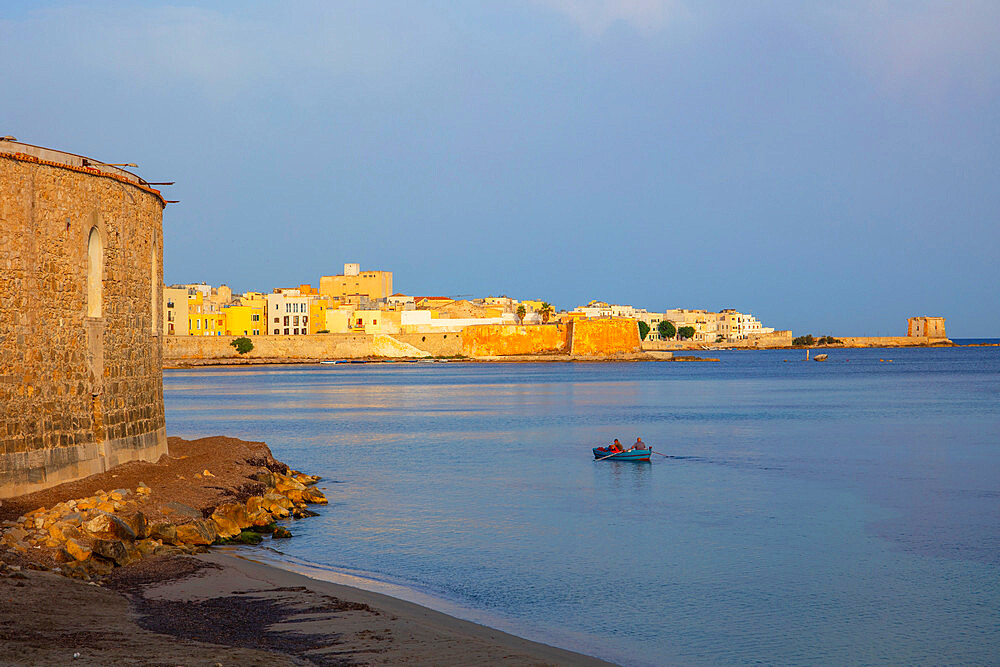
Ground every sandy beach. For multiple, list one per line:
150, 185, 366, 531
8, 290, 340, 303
0, 436, 611, 665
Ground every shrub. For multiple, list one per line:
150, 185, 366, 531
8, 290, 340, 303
792, 334, 816, 346
638, 321, 650, 340
230, 336, 254, 355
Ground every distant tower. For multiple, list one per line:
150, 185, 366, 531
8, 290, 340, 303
344, 263, 360, 277
907, 317, 947, 338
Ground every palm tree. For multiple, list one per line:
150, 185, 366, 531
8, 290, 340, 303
516, 304, 526, 323
539, 302, 553, 323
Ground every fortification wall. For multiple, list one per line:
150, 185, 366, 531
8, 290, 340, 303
164, 332, 461, 361
569, 319, 641, 356
461, 324, 569, 357
0, 146, 167, 498
392, 332, 463, 356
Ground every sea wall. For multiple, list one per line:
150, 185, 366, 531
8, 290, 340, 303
835, 336, 953, 348
569, 319, 641, 356
0, 144, 168, 498
461, 324, 569, 357
164, 332, 462, 361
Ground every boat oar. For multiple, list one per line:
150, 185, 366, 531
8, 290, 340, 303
650, 450, 671, 458
594, 449, 630, 461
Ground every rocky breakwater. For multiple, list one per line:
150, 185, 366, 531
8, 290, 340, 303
1, 460, 327, 582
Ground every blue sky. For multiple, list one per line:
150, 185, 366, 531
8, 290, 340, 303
3, 1, 998, 335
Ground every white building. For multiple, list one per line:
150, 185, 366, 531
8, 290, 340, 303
266, 291, 312, 336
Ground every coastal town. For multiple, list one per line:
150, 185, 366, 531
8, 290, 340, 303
163, 263, 952, 361
167, 261, 786, 344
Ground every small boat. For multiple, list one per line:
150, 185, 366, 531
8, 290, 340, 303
813, 353, 828, 362
592, 447, 652, 462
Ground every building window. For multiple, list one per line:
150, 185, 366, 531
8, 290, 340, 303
284, 316, 289, 326
253, 329, 259, 335
303, 316, 307, 324
274, 317, 279, 323
284, 328, 289, 335
252, 314, 260, 322
293, 316, 299, 326
87, 226, 102, 317
273, 328, 279, 334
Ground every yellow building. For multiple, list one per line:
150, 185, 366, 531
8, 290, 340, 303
223, 304, 264, 336
319, 263, 393, 303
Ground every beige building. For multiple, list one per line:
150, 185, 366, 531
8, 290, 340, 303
908, 316, 947, 338
665, 309, 719, 342
164, 287, 190, 336
320, 263, 393, 304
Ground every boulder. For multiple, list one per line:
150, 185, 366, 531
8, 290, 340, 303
174, 520, 218, 546
135, 538, 161, 557
211, 503, 250, 538
161, 502, 203, 520
125, 512, 150, 539
82, 513, 136, 541
272, 526, 292, 539
301, 488, 328, 504
65, 538, 92, 562
148, 523, 178, 544
92, 539, 138, 567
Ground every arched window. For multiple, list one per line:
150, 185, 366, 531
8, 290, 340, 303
87, 226, 103, 317
151, 237, 158, 333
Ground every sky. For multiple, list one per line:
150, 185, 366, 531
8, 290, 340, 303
2, 1, 998, 336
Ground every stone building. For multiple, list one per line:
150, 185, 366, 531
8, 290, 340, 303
0, 140, 169, 498
907, 316, 947, 338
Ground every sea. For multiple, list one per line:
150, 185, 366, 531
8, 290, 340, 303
164, 341, 1000, 666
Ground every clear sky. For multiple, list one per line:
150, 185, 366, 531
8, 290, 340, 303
3, 1, 998, 336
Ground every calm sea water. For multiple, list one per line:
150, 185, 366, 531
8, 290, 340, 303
164, 345, 1000, 666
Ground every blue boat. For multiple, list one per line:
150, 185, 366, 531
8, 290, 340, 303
592, 447, 652, 462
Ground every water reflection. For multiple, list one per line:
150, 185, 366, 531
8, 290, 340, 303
164, 352, 1000, 666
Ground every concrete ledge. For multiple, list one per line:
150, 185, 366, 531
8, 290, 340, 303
0, 427, 167, 499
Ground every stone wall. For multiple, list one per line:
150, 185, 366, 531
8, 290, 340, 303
460, 319, 640, 357
461, 324, 569, 357
569, 319, 641, 356
164, 332, 462, 361
1, 144, 168, 498
836, 336, 953, 347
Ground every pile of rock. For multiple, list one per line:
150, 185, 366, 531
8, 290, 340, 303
0, 470, 326, 581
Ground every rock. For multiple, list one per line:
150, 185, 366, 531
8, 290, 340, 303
210, 503, 250, 538
82, 513, 136, 541
136, 482, 151, 495
125, 512, 149, 539
161, 501, 202, 520
284, 489, 305, 505
302, 488, 328, 504
174, 520, 218, 546
272, 526, 292, 539
262, 492, 293, 512
202, 469, 214, 477
92, 539, 138, 566
96, 501, 117, 514
252, 471, 279, 489
149, 523, 178, 545
84, 557, 115, 576
135, 538, 161, 557
65, 538, 93, 561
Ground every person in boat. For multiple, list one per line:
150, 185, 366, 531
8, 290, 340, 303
634, 437, 647, 450
609, 439, 624, 452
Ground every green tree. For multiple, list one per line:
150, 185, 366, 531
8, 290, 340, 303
516, 304, 526, 323
539, 302, 553, 323
792, 334, 816, 346
658, 320, 676, 339
638, 321, 650, 340
230, 336, 254, 355
677, 326, 696, 340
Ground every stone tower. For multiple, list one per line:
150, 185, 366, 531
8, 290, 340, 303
0, 141, 169, 498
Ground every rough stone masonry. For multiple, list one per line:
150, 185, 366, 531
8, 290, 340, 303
0, 141, 168, 498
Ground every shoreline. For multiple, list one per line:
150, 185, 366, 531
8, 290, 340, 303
161, 340, 985, 369
0, 436, 613, 665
